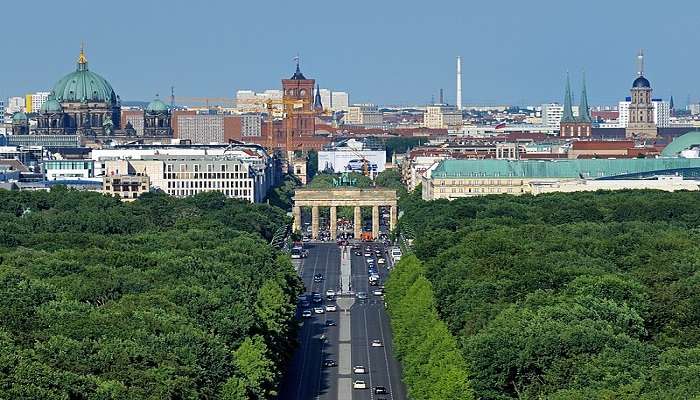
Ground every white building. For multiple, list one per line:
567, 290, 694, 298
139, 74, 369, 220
0, 98, 5, 123
93, 144, 275, 203
541, 103, 581, 128
240, 114, 263, 137
42, 159, 95, 180
30, 92, 51, 113
331, 91, 349, 112
652, 99, 671, 128
619, 99, 670, 128
319, 89, 331, 112
688, 103, 700, 115
423, 105, 462, 129
618, 101, 630, 127
6, 97, 25, 114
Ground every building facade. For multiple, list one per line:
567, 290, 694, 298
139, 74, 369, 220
176, 114, 225, 143
422, 158, 700, 200
423, 105, 462, 129
102, 174, 150, 201
331, 92, 349, 112
282, 62, 315, 142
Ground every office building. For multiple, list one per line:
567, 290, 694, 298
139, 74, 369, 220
331, 92, 349, 112
121, 109, 145, 136
344, 104, 383, 126
319, 89, 331, 112
6, 97, 25, 114
102, 174, 150, 201
27, 92, 51, 114
652, 99, 671, 128
240, 114, 263, 137
42, 159, 95, 180
176, 114, 225, 143
423, 105, 462, 129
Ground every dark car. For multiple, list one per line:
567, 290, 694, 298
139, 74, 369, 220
323, 359, 337, 367
374, 386, 388, 394
313, 274, 324, 282
325, 319, 336, 326
354, 251, 362, 256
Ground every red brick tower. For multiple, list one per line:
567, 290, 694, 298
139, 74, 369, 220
282, 59, 315, 153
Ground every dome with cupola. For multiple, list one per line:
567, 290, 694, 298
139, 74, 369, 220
51, 47, 117, 105
146, 97, 169, 113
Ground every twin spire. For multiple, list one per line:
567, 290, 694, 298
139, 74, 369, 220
561, 72, 591, 123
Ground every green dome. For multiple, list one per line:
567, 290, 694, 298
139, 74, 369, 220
12, 112, 28, 123
51, 50, 117, 105
41, 97, 63, 113
146, 98, 168, 113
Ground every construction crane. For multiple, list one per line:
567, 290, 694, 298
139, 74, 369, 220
241, 98, 315, 154
173, 97, 236, 107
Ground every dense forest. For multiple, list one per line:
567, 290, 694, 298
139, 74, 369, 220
390, 189, 700, 399
0, 188, 303, 399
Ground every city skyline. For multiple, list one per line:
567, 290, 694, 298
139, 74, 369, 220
2, 0, 699, 105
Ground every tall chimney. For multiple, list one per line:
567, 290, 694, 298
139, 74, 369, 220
456, 56, 462, 110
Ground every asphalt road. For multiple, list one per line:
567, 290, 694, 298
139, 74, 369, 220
278, 242, 406, 400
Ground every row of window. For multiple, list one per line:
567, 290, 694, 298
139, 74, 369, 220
166, 179, 252, 189
163, 172, 248, 180
166, 163, 243, 173
166, 188, 251, 199
437, 179, 525, 185
439, 186, 522, 194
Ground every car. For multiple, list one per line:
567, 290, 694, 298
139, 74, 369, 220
371, 339, 383, 347
313, 274, 324, 282
300, 300, 310, 307
373, 289, 384, 296
312, 294, 322, 303
353, 365, 366, 374
325, 289, 335, 297
313, 307, 325, 314
356, 292, 367, 300
363, 252, 371, 257
354, 251, 362, 256
302, 310, 312, 318
302, 236, 310, 242
374, 386, 388, 395
377, 258, 385, 265
326, 295, 335, 301
325, 304, 337, 312
323, 359, 337, 367
353, 380, 367, 389
375, 250, 382, 256
325, 319, 336, 326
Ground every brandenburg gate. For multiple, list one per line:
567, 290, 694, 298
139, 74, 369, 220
292, 188, 398, 240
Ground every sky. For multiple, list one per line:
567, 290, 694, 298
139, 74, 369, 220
3, 0, 700, 106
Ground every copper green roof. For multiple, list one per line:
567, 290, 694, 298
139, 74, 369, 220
146, 98, 168, 113
661, 131, 700, 156
51, 49, 117, 105
11, 112, 27, 122
561, 73, 576, 123
41, 97, 62, 113
431, 158, 700, 180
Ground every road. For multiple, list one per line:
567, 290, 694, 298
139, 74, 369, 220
278, 242, 406, 400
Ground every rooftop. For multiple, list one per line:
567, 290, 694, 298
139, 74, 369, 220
431, 158, 700, 180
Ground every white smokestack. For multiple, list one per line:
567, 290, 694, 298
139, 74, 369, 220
456, 56, 462, 110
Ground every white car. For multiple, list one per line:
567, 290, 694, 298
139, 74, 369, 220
313, 307, 325, 314
373, 289, 384, 296
353, 380, 367, 389
377, 258, 385, 265
353, 365, 367, 374
371, 339, 383, 347
325, 304, 337, 312
302, 310, 312, 318
363, 252, 371, 257
325, 289, 335, 297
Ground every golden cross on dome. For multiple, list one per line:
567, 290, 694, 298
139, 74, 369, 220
78, 42, 88, 65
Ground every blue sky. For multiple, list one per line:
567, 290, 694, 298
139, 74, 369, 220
3, 0, 699, 106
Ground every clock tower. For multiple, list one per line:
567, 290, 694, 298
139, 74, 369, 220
282, 59, 315, 153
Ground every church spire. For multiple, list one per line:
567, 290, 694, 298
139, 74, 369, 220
314, 84, 323, 111
578, 72, 591, 123
561, 72, 575, 123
